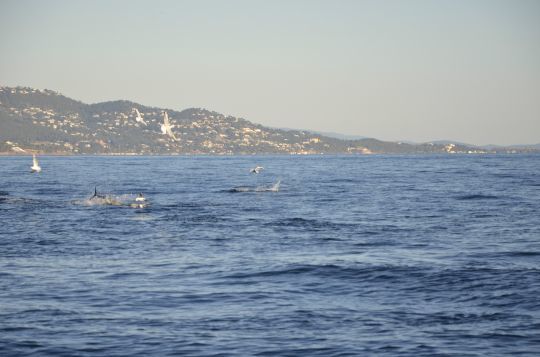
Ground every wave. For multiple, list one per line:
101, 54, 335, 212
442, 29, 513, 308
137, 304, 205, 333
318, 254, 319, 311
73, 194, 147, 208
229, 180, 281, 193
0, 196, 46, 206
456, 194, 499, 200
328, 178, 359, 184
33, 184, 66, 195
265, 217, 353, 231
222, 264, 423, 281
392, 311, 516, 327
503, 251, 540, 257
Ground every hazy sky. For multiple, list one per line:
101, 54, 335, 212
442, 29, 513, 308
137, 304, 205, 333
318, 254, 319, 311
1, 0, 539, 145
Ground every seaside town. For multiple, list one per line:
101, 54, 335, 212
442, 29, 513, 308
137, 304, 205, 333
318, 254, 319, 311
1, 86, 536, 155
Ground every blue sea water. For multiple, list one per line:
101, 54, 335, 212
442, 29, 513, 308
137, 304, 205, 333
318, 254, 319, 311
0, 154, 539, 356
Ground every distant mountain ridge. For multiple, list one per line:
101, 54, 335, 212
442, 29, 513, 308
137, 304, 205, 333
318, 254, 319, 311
276, 127, 368, 141
1, 86, 537, 155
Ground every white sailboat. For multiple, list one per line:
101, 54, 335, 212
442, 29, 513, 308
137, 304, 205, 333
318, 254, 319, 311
161, 111, 177, 140
31, 154, 41, 173
133, 108, 147, 125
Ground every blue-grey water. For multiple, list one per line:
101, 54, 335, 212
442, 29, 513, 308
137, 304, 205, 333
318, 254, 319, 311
1, 155, 539, 356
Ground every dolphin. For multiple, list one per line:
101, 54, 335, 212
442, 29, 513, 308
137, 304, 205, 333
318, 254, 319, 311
90, 186, 107, 200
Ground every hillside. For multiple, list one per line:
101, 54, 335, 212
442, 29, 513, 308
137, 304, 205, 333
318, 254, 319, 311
1, 86, 536, 155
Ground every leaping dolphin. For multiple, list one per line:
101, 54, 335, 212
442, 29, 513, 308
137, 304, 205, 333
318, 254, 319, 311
90, 186, 106, 200
250, 166, 264, 174
135, 193, 146, 202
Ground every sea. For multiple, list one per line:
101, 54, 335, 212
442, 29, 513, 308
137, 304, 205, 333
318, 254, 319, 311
0, 154, 539, 356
